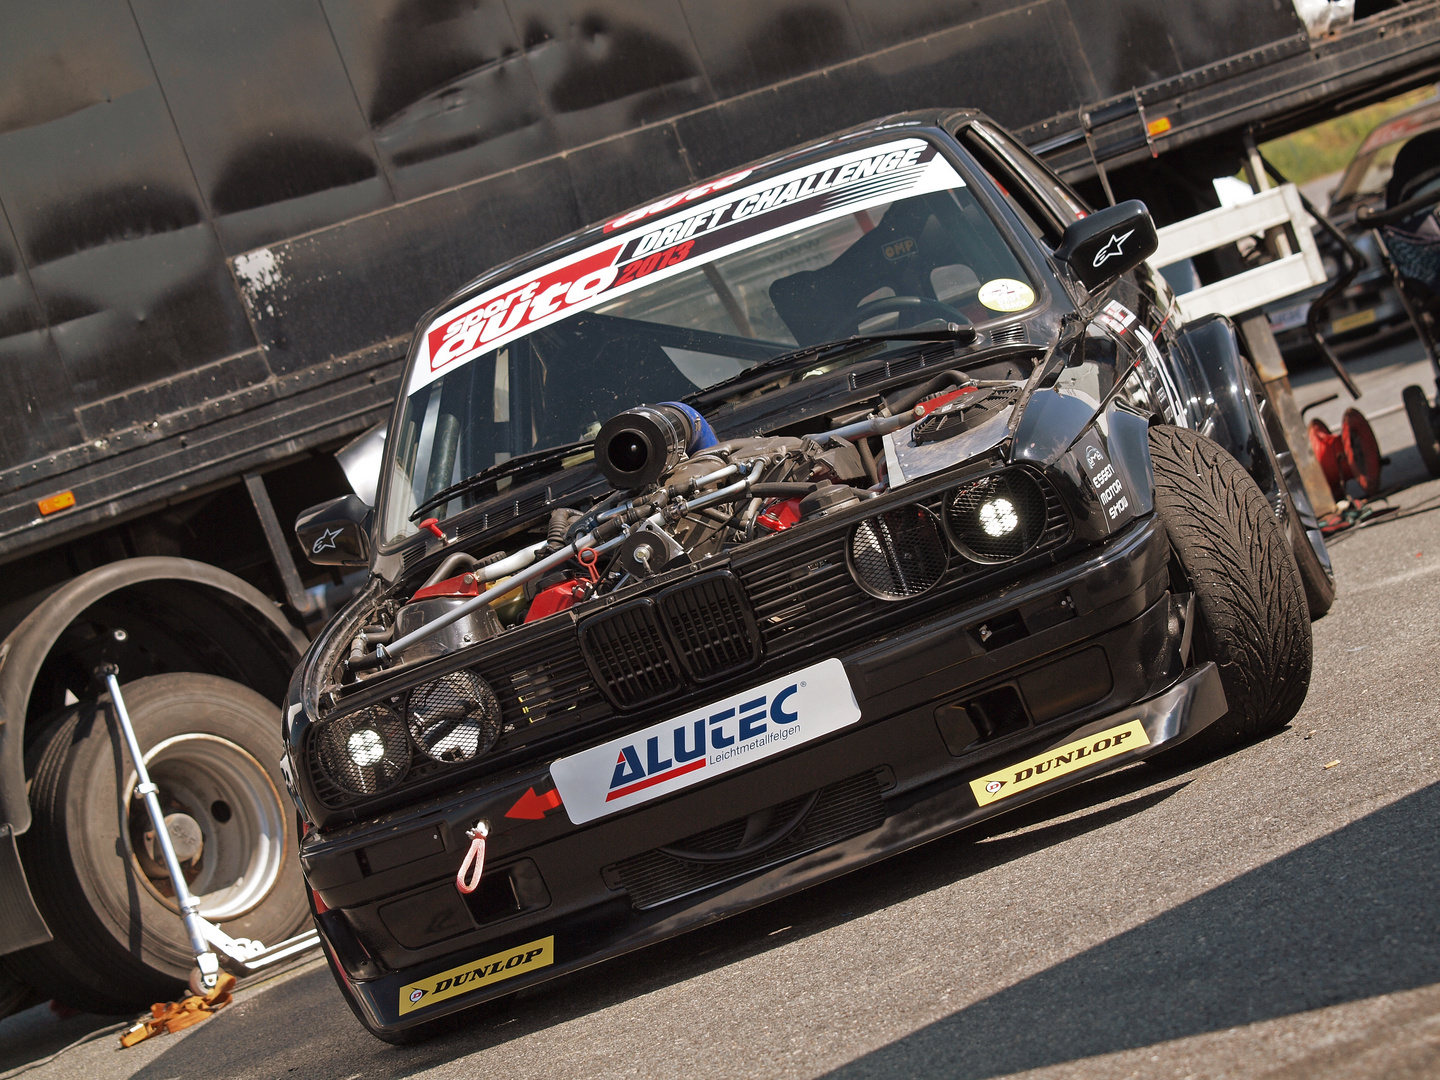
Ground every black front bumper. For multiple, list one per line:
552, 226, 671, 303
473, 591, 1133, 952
303, 514, 1225, 1033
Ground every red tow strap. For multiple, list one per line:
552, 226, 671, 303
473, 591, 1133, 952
456, 821, 489, 894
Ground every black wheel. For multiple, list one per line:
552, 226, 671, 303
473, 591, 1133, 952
6, 674, 308, 1013
1402, 384, 1440, 477
1149, 426, 1313, 758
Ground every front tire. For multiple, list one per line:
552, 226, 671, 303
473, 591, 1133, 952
1149, 426, 1312, 758
5, 674, 308, 1012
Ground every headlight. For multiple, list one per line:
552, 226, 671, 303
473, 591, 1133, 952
848, 505, 947, 600
313, 704, 409, 796
407, 670, 502, 763
944, 470, 1048, 563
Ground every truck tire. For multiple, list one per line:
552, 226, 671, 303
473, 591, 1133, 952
6, 674, 308, 1012
1149, 426, 1312, 758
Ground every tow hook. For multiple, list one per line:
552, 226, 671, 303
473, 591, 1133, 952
456, 820, 490, 895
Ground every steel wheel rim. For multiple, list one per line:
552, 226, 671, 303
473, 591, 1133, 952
125, 734, 287, 921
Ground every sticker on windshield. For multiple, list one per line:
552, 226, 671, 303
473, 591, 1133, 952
411, 138, 967, 393
977, 278, 1035, 312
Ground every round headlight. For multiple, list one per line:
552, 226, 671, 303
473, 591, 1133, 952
848, 505, 947, 600
944, 470, 1048, 564
407, 670, 502, 763
314, 704, 409, 796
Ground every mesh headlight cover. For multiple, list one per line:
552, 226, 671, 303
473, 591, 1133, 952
945, 470, 1049, 563
848, 505, 947, 599
314, 704, 409, 796
407, 670, 503, 763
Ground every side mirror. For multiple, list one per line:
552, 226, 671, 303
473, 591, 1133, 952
295, 495, 372, 567
1053, 200, 1159, 293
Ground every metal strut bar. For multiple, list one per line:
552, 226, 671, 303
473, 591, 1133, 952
100, 664, 321, 989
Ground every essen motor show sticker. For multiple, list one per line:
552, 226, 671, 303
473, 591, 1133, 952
550, 658, 861, 824
977, 277, 1035, 312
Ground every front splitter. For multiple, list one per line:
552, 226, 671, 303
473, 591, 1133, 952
332, 661, 1225, 1033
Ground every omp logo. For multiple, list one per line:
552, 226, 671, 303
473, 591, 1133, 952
884, 237, 918, 260
1091, 229, 1135, 268
606, 685, 799, 801
970, 719, 1151, 806
398, 937, 554, 1015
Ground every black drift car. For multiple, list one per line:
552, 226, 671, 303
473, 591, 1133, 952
287, 110, 1329, 1041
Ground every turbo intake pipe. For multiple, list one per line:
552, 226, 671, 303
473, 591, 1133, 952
595, 402, 716, 490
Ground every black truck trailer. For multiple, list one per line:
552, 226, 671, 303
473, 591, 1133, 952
1, 0, 1437, 1013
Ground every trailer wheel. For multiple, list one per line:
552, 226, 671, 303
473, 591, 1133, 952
1149, 426, 1312, 758
1402, 384, 1440, 477
7, 674, 308, 1013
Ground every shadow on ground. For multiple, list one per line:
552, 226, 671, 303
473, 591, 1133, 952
821, 782, 1440, 1080
114, 763, 1195, 1080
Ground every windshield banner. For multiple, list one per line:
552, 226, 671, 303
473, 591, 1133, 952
410, 137, 965, 393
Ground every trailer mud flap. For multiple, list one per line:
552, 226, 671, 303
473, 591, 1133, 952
0, 824, 51, 952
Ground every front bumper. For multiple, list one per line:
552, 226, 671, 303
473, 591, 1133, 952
304, 514, 1226, 1033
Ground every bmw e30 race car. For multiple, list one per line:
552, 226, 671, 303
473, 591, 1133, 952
286, 109, 1330, 1041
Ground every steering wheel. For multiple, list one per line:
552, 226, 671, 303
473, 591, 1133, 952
824, 295, 971, 340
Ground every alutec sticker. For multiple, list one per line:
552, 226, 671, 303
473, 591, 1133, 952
550, 658, 861, 824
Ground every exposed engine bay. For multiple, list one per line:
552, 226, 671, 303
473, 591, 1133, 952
338, 370, 1031, 686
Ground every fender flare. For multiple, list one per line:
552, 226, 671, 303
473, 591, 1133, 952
1170, 315, 1281, 504
0, 557, 307, 837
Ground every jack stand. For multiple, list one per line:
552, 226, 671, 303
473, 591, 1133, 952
100, 664, 320, 994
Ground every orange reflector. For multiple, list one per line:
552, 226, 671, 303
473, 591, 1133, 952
37, 491, 75, 516
1147, 116, 1172, 137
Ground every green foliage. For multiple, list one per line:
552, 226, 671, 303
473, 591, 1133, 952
1261, 87, 1435, 184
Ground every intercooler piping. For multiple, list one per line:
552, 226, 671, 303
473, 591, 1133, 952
356, 462, 767, 670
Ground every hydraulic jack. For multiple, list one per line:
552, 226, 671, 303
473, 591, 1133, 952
99, 664, 319, 994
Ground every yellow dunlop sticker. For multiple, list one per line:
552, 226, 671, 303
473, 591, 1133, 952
398, 936, 553, 1014
970, 720, 1149, 807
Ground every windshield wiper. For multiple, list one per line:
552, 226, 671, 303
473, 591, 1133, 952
409, 439, 593, 523
689, 321, 977, 403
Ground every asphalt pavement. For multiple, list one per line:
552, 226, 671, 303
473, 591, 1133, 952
3, 340, 1438, 1080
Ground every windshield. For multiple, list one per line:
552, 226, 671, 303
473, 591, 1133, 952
379, 135, 1040, 545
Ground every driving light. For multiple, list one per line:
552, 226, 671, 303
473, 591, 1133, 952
979, 498, 1019, 537
314, 704, 409, 797
945, 470, 1048, 564
348, 729, 385, 767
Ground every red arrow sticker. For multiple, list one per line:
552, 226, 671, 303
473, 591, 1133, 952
505, 787, 563, 820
